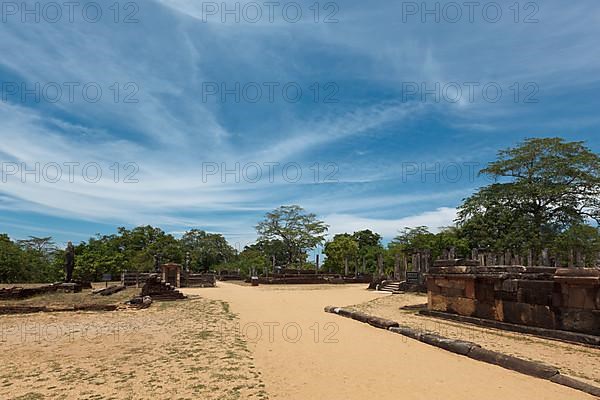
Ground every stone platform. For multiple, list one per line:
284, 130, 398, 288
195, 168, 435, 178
426, 260, 600, 336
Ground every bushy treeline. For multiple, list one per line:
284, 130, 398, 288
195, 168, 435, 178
0, 235, 64, 283
322, 224, 600, 274
0, 227, 238, 283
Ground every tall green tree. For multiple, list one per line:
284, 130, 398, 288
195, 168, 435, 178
0, 234, 27, 283
458, 138, 600, 255
323, 234, 359, 273
352, 229, 383, 272
180, 229, 236, 271
256, 205, 328, 267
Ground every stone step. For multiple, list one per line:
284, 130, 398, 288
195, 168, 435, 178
379, 281, 402, 292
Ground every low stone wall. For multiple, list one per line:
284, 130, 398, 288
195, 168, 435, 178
426, 262, 600, 336
185, 273, 217, 287
122, 272, 152, 287
251, 275, 372, 285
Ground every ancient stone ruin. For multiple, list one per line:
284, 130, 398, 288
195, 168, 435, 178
426, 259, 600, 336
0, 282, 83, 300
121, 265, 217, 288
141, 274, 186, 300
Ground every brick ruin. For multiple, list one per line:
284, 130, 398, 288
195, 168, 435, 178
122, 271, 216, 288
426, 260, 600, 336
140, 274, 186, 300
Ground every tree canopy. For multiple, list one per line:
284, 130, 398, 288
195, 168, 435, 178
256, 205, 328, 267
458, 137, 600, 258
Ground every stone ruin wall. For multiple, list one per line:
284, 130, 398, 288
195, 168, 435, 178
426, 261, 600, 336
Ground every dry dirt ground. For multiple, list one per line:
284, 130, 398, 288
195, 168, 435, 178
190, 282, 597, 400
0, 295, 267, 400
348, 292, 600, 388
0, 283, 597, 400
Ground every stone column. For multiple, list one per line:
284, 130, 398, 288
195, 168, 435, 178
542, 248, 550, 266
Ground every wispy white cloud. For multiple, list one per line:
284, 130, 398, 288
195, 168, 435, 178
324, 207, 458, 239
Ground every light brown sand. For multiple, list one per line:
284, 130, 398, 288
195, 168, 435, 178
189, 282, 596, 400
349, 292, 600, 387
0, 297, 267, 400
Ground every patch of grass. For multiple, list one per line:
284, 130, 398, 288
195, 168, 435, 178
0, 287, 136, 308
11, 393, 45, 400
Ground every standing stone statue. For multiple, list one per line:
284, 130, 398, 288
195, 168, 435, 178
64, 241, 75, 282
153, 253, 162, 273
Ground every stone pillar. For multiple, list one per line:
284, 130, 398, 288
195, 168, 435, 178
569, 249, 574, 268
272, 255, 276, 274
424, 249, 431, 273
505, 250, 512, 266
377, 253, 383, 278
575, 249, 583, 268
344, 257, 349, 276
542, 248, 550, 266
442, 248, 449, 259
448, 247, 456, 260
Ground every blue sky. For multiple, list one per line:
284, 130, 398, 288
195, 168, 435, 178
1, 0, 600, 249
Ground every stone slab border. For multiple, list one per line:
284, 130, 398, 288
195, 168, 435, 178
0, 304, 119, 315
419, 309, 600, 348
324, 306, 600, 398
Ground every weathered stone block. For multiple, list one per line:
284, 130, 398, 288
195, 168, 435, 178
494, 299, 504, 321
475, 301, 495, 320
433, 259, 479, 267
501, 279, 518, 292
557, 309, 600, 336
429, 294, 448, 312
498, 290, 518, 302
441, 286, 465, 297
426, 279, 441, 294
502, 301, 555, 329
552, 292, 562, 308
465, 280, 475, 299
446, 297, 476, 316
475, 281, 495, 303
516, 280, 554, 305
566, 287, 587, 309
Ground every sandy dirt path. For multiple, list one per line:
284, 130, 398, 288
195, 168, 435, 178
183, 283, 595, 400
